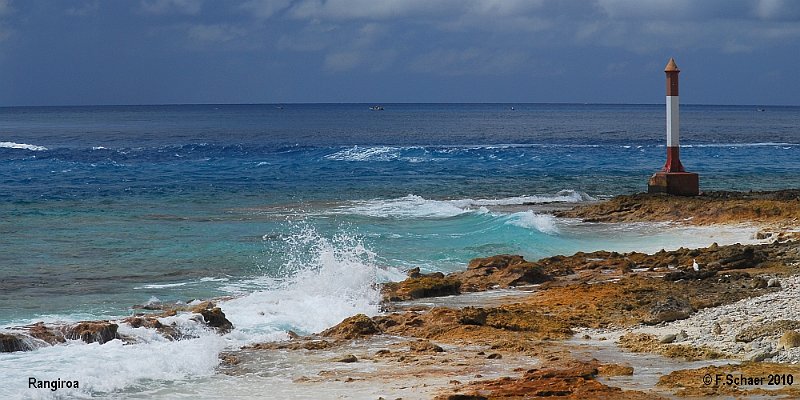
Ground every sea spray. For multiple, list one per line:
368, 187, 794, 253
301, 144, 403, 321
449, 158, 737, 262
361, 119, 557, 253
222, 223, 396, 337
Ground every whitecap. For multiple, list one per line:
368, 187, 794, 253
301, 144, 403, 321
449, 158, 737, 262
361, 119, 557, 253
506, 211, 560, 235
199, 277, 229, 282
134, 282, 189, 289
465, 190, 595, 206
324, 146, 403, 162
338, 191, 594, 219
682, 142, 799, 148
344, 194, 471, 219
0, 141, 48, 151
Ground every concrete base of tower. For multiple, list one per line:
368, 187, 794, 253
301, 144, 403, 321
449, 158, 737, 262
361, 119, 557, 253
647, 171, 699, 196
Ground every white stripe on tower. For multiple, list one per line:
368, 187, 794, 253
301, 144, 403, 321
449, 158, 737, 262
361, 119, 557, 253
666, 95, 679, 147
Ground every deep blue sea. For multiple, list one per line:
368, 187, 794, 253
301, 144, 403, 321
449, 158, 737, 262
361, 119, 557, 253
1, 103, 799, 398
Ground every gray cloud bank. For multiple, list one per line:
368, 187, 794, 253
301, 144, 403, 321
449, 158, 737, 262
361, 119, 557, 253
0, 0, 798, 105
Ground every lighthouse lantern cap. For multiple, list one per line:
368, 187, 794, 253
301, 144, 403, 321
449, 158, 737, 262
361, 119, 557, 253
665, 58, 680, 73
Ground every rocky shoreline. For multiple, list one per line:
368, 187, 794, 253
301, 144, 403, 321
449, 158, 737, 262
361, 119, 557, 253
3, 190, 799, 399
0, 300, 234, 352
314, 190, 800, 399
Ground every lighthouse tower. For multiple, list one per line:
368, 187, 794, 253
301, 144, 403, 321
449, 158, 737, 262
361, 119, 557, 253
647, 58, 699, 196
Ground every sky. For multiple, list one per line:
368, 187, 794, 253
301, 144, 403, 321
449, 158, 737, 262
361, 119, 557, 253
0, 0, 799, 106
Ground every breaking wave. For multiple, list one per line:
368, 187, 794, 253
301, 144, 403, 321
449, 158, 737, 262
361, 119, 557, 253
221, 224, 397, 337
0, 141, 48, 151
339, 191, 594, 219
505, 211, 560, 235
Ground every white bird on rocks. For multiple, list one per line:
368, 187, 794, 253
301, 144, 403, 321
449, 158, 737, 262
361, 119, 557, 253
692, 259, 700, 272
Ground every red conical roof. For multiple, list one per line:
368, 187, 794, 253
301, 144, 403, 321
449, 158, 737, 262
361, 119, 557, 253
665, 58, 680, 72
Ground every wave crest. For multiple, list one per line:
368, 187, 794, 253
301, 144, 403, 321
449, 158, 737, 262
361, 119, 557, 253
340, 191, 593, 219
221, 225, 387, 337
0, 141, 48, 151
506, 211, 559, 235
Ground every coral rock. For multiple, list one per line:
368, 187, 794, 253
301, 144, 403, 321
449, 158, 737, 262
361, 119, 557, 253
0, 333, 31, 352
780, 330, 800, 349
64, 321, 120, 344
645, 297, 692, 324
736, 320, 800, 343
191, 302, 234, 333
321, 314, 381, 339
457, 254, 551, 291
25, 322, 66, 345
382, 272, 461, 301
409, 340, 444, 353
334, 354, 358, 363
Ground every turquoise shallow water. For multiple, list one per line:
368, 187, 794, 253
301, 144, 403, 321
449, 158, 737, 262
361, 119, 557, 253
0, 103, 798, 398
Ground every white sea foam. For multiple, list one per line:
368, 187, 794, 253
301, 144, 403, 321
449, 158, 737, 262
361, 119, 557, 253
199, 277, 229, 282
325, 146, 405, 161
133, 277, 228, 290
345, 195, 472, 218
340, 191, 593, 219
0, 141, 48, 151
0, 323, 226, 399
325, 144, 636, 162
222, 227, 384, 337
467, 190, 594, 205
134, 282, 189, 289
680, 142, 799, 148
506, 211, 559, 235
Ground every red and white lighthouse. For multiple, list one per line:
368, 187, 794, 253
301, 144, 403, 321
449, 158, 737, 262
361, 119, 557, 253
648, 58, 699, 196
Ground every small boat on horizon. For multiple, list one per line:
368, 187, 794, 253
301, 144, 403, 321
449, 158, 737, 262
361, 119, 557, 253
369, 105, 384, 111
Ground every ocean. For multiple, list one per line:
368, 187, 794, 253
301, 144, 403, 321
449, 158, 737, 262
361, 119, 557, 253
1, 103, 799, 398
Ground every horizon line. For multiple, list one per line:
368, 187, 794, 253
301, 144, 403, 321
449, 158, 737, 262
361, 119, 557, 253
0, 102, 795, 108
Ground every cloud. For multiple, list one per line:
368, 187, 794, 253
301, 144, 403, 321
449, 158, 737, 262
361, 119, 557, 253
70, 0, 800, 80
272, 1, 800, 56
140, 0, 204, 15
186, 24, 246, 45
240, 0, 293, 19
409, 48, 530, 76
596, 0, 800, 21
276, 22, 338, 51
66, 1, 100, 17
317, 23, 392, 71
596, 0, 694, 20
755, 0, 800, 20
232, 0, 800, 76
288, 0, 454, 20
0, 0, 11, 42
323, 50, 361, 71
322, 48, 398, 72
0, 0, 10, 16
